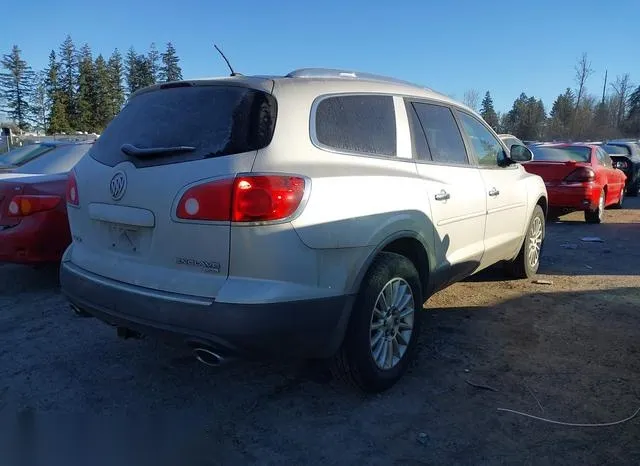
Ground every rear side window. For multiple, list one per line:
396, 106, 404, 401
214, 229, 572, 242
314, 95, 396, 156
14, 144, 91, 174
91, 85, 277, 168
411, 103, 468, 165
602, 144, 631, 155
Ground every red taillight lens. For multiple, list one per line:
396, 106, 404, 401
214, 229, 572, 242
7, 195, 61, 217
564, 167, 595, 182
176, 175, 307, 222
66, 171, 79, 206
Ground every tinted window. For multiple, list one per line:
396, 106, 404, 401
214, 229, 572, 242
0, 144, 55, 167
14, 144, 92, 174
602, 144, 631, 155
91, 85, 277, 168
315, 95, 396, 156
411, 103, 467, 165
531, 146, 591, 162
405, 102, 431, 161
457, 112, 507, 167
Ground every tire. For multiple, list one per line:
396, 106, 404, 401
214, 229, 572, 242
331, 252, 422, 393
504, 205, 545, 279
612, 186, 625, 209
627, 180, 639, 197
585, 190, 605, 224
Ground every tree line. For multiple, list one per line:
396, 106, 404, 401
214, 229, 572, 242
464, 53, 640, 141
0, 36, 183, 134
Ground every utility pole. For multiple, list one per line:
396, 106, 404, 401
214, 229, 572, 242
601, 69, 608, 104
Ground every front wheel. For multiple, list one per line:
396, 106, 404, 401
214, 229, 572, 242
585, 190, 605, 224
612, 186, 625, 209
332, 252, 422, 393
504, 205, 545, 279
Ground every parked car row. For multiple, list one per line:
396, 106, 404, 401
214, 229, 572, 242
0, 68, 570, 392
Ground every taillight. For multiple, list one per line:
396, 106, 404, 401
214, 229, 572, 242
66, 171, 79, 206
7, 195, 61, 217
176, 174, 307, 222
564, 167, 595, 182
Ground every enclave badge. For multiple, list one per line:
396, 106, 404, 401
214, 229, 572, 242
110, 171, 127, 201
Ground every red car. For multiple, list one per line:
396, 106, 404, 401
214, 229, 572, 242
524, 143, 627, 223
0, 141, 93, 264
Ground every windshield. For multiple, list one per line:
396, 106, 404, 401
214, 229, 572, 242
0, 144, 55, 167
14, 143, 92, 174
602, 144, 631, 155
531, 146, 591, 162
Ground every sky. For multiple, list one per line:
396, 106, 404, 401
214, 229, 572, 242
2, 0, 639, 114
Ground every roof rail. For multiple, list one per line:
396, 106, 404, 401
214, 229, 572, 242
285, 68, 433, 92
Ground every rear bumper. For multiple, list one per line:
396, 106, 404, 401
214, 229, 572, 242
60, 261, 354, 359
545, 183, 600, 210
0, 212, 71, 264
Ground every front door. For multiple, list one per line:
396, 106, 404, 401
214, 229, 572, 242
455, 111, 528, 268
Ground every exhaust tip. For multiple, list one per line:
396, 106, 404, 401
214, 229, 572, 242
193, 347, 225, 367
70, 304, 92, 318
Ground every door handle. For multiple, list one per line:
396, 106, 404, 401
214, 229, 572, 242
488, 188, 500, 197
434, 190, 450, 201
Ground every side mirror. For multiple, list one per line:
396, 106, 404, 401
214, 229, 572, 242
510, 144, 533, 162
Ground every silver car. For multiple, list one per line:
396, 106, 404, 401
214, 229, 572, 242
60, 69, 547, 392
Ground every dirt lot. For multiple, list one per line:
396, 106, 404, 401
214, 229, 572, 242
1, 199, 639, 465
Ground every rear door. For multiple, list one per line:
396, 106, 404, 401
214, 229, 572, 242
454, 110, 528, 267
406, 100, 486, 286
595, 147, 625, 203
67, 81, 277, 298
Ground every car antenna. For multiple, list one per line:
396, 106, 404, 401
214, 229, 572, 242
213, 44, 242, 77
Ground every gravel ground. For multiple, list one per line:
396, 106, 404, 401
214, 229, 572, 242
1, 199, 639, 465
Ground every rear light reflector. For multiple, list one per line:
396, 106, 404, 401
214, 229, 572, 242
564, 167, 595, 182
7, 195, 61, 217
176, 175, 307, 222
66, 171, 79, 206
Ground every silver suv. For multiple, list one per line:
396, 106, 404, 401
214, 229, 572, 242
60, 69, 547, 392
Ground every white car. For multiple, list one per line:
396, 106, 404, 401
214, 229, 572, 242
60, 69, 547, 392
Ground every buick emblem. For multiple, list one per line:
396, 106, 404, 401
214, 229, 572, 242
110, 171, 127, 201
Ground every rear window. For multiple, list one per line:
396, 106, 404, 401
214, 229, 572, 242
0, 144, 55, 167
314, 95, 396, 156
14, 144, 91, 174
531, 146, 591, 162
91, 85, 277, 168
602, 144, 631, 155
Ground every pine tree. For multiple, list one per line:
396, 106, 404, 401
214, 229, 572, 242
93, 54, 111, 131
107, 49, 125, 117
58, 35, 78, 130
44, 50, 70, 134
136, 54, 155, 89
160, 42, 182, 82
548, 88, 576, 139
77, 44, 97, 132
479, 91, 499, 131
148, 42, 160, 83
30, 71, 47, 132
624, 85, 640, 136
125, 47, 140, 96
0, 45, 35, 130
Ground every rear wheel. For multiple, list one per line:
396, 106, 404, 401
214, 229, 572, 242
585, 190, 605, 224
332, 252, 422, 393
505, 205, 545, 279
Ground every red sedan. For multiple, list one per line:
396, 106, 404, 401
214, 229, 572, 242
524, 144, 627, 223
0, 141, 93, 264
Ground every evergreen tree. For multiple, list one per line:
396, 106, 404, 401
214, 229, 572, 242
160, 42, 182, 82
93, 54, 111, 131
479, 91, 499, 131
0, 45, 35, 130
30, 71, 47, 132
58, 35, 78, 130
148, 42, 160, 83
125, 47, 140, 95
44, 50, 70, 134
136, 54, 155, 89
77, 44, 97, 131
504, 93, 546, 140
107, 49, 125, 117
547, 89, 575, 140
624, 85, 640, 136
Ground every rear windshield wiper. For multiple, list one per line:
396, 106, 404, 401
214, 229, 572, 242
121, 143, 196, 157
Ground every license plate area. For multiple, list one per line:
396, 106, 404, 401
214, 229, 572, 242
107, 223, 142, 253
